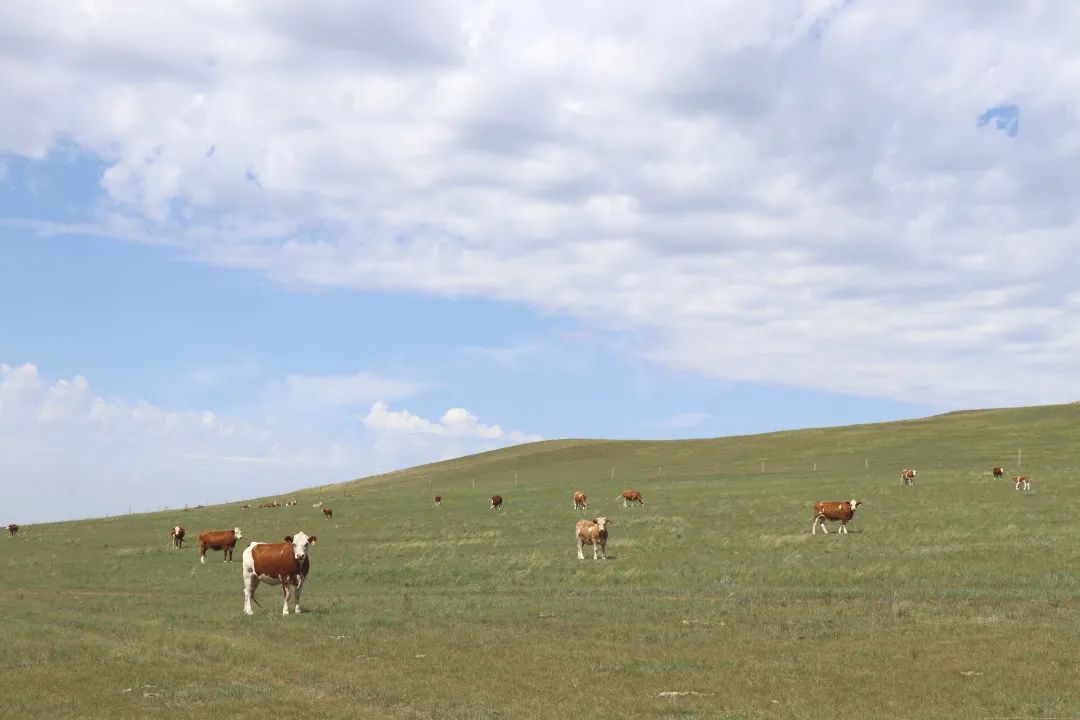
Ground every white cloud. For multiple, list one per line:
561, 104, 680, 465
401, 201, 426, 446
363, 400, 542, 443
4, 2, 1080, 405
0, 363, 540, 523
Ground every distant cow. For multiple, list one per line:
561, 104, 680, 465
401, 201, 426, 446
313, 502, 324, 508
171, 525, 185, 549
490, 495, 503, 510
618, 490, 644, 507
322, 507, 333, 519
900, 468, 918, 486
812, 500, 862, 534
434, 495, 442, 507
242, 532, 317, 616
198, 528, 242, 564
576, 517, 609, 560
573, 492, 588, 510
285, 500, 297, 506
239, 504, 251, 510
992, 466, 1004, 479
1014, 475, 1031, 491
7, 524, 17, 538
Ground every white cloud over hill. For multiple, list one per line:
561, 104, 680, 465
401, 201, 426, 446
3, 2, 1080, 406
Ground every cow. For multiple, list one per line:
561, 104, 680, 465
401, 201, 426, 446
812, 500, 862, 534
285, 500, 297, 506
1014, 475, 1031, 491
322, 507, 333, 519
313, 501, 324, 508
6, 524, 17, 538
992, 466, 1004, 479
242, 532, 317, 616
171, 525, 185, 550
573, 492, 588, 510
239, 504, 251, 510
618, 490, 644, 507
900, 468, 918, 486
434, 495, 442, 507
490, 495, 503, 510
576, 517, 609, 560
198, 528, 242, 564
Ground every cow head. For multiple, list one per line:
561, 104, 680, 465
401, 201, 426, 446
593, 517, 609, 531
173, 525, 181, 535
234, 527, 243, 539
285, 531, 317, 560
849, 499, 862, 511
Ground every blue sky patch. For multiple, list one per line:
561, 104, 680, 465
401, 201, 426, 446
976, 104, 1020, 137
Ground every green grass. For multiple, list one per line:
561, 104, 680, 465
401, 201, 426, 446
3, 403, 1080, 718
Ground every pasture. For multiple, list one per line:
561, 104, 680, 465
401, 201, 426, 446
3, 404, 1080, 719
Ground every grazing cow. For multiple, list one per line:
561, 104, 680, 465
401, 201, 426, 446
490, 495, 503, 510
1014, 475, 1031, 491
7, 524, 17, 538
239, 504, 251, 510
573, 492, 588, 510
171, 525, 185, 549
812, 500, 862, 534
900, 468, 918, 486
992, 466, 1004, 479
198, 528, 242, 564
434, 495, 442, 507
285, 500, 297, 506
618, 490, 644, 507
242, 532, 317, 616
576, 517, 609, 560
322, 507, 333, 519
313, 501, 324, 508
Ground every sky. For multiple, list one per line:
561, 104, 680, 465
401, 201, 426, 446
2, 1, 1078, 523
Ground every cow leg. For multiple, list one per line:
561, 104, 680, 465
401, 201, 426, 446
243, 572, 258, 616
200, 545, 207, 564
599, 541, 606, 560
280, 577, 290, 616
840, 522, 847, 534
593, 542, 599, 560
577, 538, 585, 560
293, 576, 304, 614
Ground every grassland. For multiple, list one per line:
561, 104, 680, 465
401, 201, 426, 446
3, 403, 1080, 719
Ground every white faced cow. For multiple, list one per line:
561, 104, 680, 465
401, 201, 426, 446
242, 531, 317, 616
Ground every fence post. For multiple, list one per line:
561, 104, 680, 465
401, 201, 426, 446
1018, 448, 1022, 468
812, 462, 817, 472
611, 465, 615, 482
761, 460, 765, 474
864, 457, 869, 470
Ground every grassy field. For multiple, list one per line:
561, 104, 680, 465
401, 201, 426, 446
3, 403, 1080, 719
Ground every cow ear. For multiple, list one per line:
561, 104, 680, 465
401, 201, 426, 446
284, 535, 293, 543
308, 536, 317, 544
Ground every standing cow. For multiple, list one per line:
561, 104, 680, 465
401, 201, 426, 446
198, 528, 242, 563
618, 490, 644, 507
573, 492, 588, 510
434, 495, 442, 507
900, 468, 918, 486
242, 532, 317, 616
322, 507, 333, 519
812, 500, 862, 534
489, 495, 503, 510
1014, 475, 1031, 491
7, 523, 17, 538
576, 517, 609, 560
170, 525, 185, 549
992, 466, 1004, 479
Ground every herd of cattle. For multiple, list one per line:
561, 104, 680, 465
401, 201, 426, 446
6, 465, 1034, 616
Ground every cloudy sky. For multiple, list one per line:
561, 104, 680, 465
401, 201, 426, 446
2, 1, 1076, 522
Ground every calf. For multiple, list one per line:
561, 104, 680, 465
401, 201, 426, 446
900, 468, 918, 486
434, 495, 442, 507
242, 532, 317, 616
812, 499, 862, 534
618, 490, 644, 507
992, 466, 1004, 479
7, 523, 17, 538
1014, 475, 1031, 491
576, 517, 609, 560
198, 528, 242, 563
573, 491, 588, 510
171, 525, 185, 549
490, 495, 503, 510
322, 507, 333, 519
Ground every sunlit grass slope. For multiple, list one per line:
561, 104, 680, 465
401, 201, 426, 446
3, 403, 1080, 719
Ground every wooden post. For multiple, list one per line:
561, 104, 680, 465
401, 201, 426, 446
471, 478, 475, 489
657, 466, 661, 479
864, 457, 869, 470
760, 460, 765, 474
813, 462, 817, 472
611, 465, 615, 481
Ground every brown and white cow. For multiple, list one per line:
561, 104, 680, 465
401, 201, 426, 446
6, 523, 17, 538
322, 507, 333, 519
242, 532, 317, 616
1014, 475, 1031, 491
573, 491, 588, 510
198, 528, 242, 564
992, 466, 1004, 479
171, 525, 185, 549
576, 517, 609, 560
490, 495, 503, 510
434, 495, 442, 507
313, 501, 324, 508
285, 500, 297, 506
900, 468, 918, 486
812, 499, 862, 534
618, 490, 644, 507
